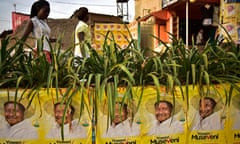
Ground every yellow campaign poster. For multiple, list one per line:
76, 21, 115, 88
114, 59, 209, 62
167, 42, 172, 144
140, 86, 186, 144
228, 93, 240, 144
96, 87, 141, 144
94, 23, 131, 50
222, 18, 238, 41
223, 3, 240, 19
0, 89, 92, 144
128, 21, 138, 40
238, 22, 240, 44
187, 85, 227, 144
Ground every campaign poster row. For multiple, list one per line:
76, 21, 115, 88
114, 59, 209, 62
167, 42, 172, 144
0, 84, 240, 144
221, 1, 240, 44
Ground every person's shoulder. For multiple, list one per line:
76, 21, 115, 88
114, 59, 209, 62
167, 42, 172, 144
72, 119, 85, 129
211, 111, 221, 117
159, 117, 183, 127
172, 119, 184, 126
77, 21, 88, 27
75, 21, 88, 32
30, 16, 38, 22
76, 21, 83, 25
29, 16, 38, 26
21, 119, 38, 129
0, 126, 8, 134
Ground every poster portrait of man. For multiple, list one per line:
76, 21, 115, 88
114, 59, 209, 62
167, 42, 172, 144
147, 100, 184, 135
46, 102, 88, 139
231, 94, 240, 130
0, 101, 38, 140
191, 94, 225, 131
102, 101, 140, 138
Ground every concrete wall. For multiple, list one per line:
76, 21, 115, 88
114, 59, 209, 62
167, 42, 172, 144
135, 0, 165, 55
135, 0, 161, 19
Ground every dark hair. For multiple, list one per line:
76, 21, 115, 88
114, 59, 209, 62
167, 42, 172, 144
30, 0, 50, 18
77, 7, 89, 20
115, 102, 128, 114
200, 97, 217, 109
4, 101, 26, 112
154, 100, 173, 113
54, 102, 75, 116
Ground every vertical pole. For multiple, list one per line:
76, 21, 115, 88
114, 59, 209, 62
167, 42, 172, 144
186, 1, 189, 48
126, 2, 129, 22
13, 3, 16, 12
92, 90, 96, 144
137, 21, 141, 50
92, 105, 95, 144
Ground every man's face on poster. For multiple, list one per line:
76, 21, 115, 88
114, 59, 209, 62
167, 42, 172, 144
54, 104, 72, 125
155, 102, 171, 123
113, 103, 128, 125
4, 103, 24, 126
199, 98, 215, 119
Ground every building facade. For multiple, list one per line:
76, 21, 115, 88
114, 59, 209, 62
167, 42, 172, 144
134, 0, 221, 53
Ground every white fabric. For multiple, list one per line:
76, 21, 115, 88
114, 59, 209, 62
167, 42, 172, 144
202, 18, 212, 26
74, 21, 91, 58
0, 115, 8, 129
31, 16, 51, 51
103, 118, 140, 138
233, 111, 240, 130
148, 117, 184, 135
191, 111, 223, 131
0, 119, 38, 140
46, 119, 87, 139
